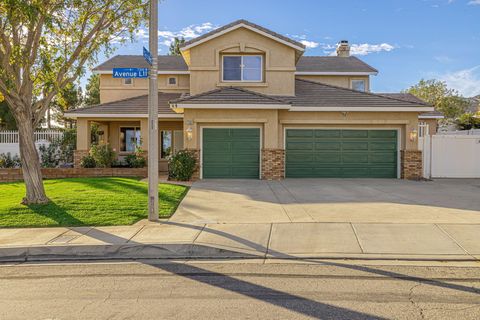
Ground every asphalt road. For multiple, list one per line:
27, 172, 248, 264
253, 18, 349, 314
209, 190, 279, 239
0, 260, 479, 320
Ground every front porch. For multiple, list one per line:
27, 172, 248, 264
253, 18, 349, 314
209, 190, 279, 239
74, 118, 184, 172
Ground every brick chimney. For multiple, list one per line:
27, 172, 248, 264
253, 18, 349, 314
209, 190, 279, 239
336, 40, 350, 57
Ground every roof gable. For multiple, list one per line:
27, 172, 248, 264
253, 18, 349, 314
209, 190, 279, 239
180, 20, 306, 52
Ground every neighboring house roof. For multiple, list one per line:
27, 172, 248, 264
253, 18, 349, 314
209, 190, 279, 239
296, 56, 378, 74
287, 79, 432, 111
418, 111, 445, 119
93, 55, 378, 75
64, 93, 182, 118
180, 19, 306, 52
170, 87, 290, 109
93, 55, 188, 73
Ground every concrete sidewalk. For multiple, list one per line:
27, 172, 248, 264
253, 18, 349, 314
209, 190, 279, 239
1, 222, 480, 262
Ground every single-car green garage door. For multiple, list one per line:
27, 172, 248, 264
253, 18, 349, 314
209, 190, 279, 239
202, 128, 260, 179
286, 129, 398, 178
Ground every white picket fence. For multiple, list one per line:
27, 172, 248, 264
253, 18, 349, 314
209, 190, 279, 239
0, 130, 63, 157
419, 125, 480, 178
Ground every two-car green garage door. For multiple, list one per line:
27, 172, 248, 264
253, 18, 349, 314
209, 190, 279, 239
201, 128, 398, 179
285, 129, 398, 178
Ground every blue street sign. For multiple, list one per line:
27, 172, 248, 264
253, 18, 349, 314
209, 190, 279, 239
143, 47, 153, 66
112, 68, 149, 78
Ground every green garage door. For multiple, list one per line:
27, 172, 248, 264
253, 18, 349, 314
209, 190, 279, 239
286, 129, 398, 178
203, 128, 260, 179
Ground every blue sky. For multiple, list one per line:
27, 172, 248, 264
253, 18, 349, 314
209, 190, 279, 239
92, 0, 480, 96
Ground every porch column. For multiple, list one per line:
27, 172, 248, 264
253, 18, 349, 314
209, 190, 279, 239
261, 111, 284, 180
74, 118, 91, 168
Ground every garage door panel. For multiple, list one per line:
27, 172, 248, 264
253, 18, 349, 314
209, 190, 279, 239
203, 153, 233, 164
287, 141, 314, 150
231, 129, 260, 139
370, 153, 397, 164
287, 130, 314, 138
203, 141, 232, 153
314, 153, 341, 163
342, 130, 368, 138
342, 153, 369, 163
204, 129, 231, 140
315, 130, 341, 138
369, 130, 397, 138
203, 128, 260, 179
342, 142, 368, 151
286, 129, 397, 178
232, 141, 260, 152
315, 142, 341, 150
287, 153, 316, 163
370, 142, 397, 151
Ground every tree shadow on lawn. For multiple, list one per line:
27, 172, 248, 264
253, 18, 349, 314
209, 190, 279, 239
27, 201, 86, 227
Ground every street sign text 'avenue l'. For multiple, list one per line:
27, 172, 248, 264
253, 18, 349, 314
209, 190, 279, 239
112, 68, 149, 78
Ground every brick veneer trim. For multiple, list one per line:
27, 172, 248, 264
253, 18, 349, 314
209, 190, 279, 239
401, 150, 423, 180
261, 149, 285, 180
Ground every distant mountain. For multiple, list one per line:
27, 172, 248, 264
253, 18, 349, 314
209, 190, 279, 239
466, 95, 480, 113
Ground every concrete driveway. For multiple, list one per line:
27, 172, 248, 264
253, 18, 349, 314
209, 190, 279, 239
171, 179, 480, 224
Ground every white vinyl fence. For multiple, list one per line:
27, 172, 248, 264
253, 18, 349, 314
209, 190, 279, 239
419, 125, 480, 178
0, 130, 63, 157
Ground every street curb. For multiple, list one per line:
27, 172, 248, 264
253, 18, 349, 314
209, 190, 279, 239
1, 243, 478, 263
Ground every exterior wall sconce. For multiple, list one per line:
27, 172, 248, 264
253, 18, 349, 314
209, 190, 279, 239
186, 127, 193, 141
409, 129, 418, 142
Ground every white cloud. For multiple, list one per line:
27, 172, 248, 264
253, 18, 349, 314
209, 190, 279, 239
439, 65, 480, 97
300, 40, 319, 49
349, 43, 395, 56
158, 22, 216, 46
434, 55, 453, 63
289, 35, 319, 49
468, 0, 480, 5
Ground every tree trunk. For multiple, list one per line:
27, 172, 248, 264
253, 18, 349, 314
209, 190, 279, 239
47, 107, 51, 129
17, 118, 49, 204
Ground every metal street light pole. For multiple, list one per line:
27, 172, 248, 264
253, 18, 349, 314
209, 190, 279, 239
148, 0, 159, 221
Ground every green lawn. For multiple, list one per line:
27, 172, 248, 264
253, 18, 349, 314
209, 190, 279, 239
0, 177, 189, 228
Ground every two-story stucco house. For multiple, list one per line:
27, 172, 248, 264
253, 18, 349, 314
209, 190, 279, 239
65, 20, 433, 180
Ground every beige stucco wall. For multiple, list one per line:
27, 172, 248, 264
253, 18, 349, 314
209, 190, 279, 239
185, 28, 297, 96
295, 75, 370, 91
419, 119, 438, 136
99, 74, 190, 103
182, 109, 420, 151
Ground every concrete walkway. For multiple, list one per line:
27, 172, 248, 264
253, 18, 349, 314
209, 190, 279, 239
171, 179, 480, 224
1, 221, 480, 262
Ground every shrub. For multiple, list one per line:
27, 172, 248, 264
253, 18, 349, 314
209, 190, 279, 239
38, 129, 77, 168
39, 143, 61, 168
456, 113, 480, 130
0, 152, 21, 168
168, 150, 197, 181
89, 144, 116, 168
125, 153, 146, 168
80, 155, 96, 168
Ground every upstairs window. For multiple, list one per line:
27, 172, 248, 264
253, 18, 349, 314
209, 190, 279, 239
222, 55, 263, 82
123, 78, 133, 85
168, 77, 177, 85
351, 79, 366, 92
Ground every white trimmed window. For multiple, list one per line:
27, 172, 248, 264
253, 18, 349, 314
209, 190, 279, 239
123, 78, 133, 85
222, 55, 263, 82
351, 79, 366, 92
168, 77, 177, 86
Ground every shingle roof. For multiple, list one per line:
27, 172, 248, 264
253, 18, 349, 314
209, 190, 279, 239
93, 55, 188, 72
65, 93, 182, 115
93, 55, 379, 74
170, 87, 290, 105
180, 19, 305, 51
296, 56, 378, 74
286, 79, 430, 108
